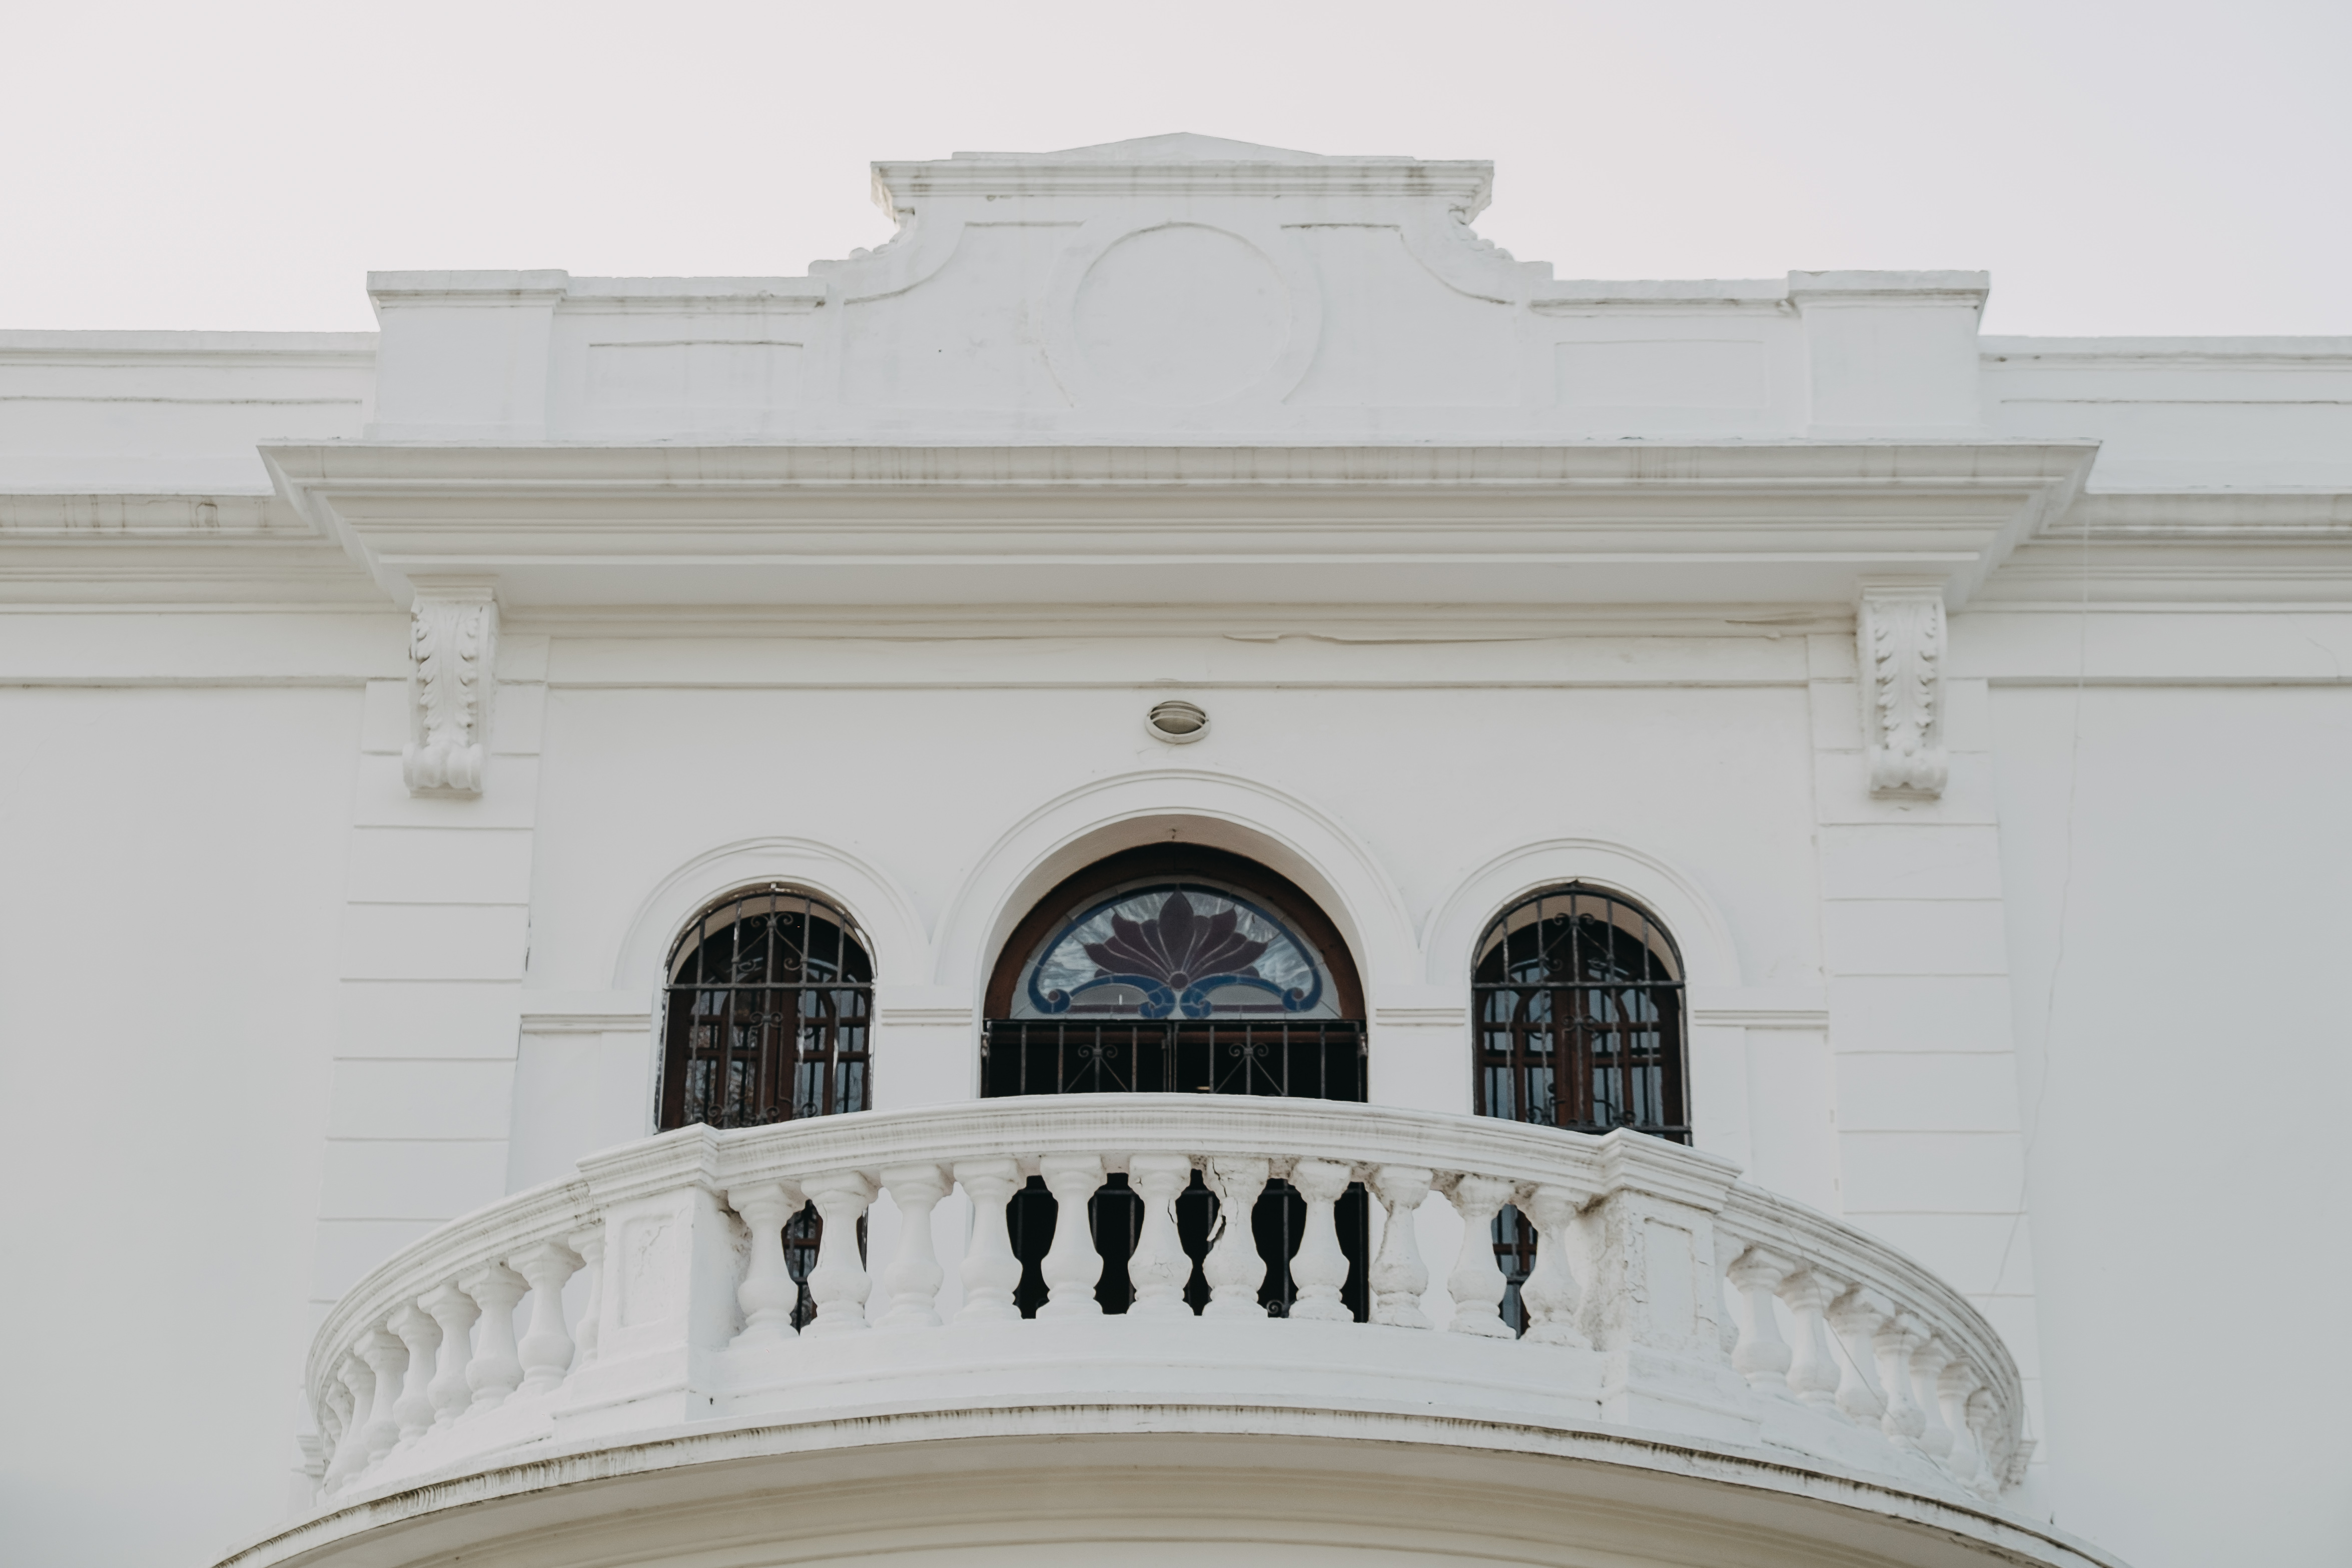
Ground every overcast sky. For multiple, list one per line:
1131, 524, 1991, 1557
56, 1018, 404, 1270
4, 0, 2345, 337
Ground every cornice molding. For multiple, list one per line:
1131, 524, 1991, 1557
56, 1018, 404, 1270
870, 147, 1494, 217
261, 440, 2097, 614
1973, 490, 2352, 607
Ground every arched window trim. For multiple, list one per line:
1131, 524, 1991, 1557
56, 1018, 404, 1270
1471, 882, 1689, 1144
657, 883, 875, 1131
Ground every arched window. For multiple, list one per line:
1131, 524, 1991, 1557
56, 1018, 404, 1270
982, 845, 1370, 1320
658, 885, 874, 1131
984, 845, 1365, 1100
1473, 885, 1687, 1143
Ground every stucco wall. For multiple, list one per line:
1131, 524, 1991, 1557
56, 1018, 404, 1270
0, 683, 361, 1566
1992, 683, 2352, 1568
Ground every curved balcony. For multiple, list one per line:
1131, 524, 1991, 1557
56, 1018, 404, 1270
227, 1098, 2111, 1568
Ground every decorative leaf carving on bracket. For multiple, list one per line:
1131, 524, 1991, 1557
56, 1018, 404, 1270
402, 587, 497, 797
1859, 588, 1948, 798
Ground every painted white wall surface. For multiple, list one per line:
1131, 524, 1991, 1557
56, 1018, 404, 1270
3, 137, 2350, 1568
0, 684, 361, 1567
1990, 683, 2352, 1568
0, 332, 374, 493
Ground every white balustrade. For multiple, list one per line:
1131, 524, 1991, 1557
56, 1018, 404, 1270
1125, 1154, 1195, 1319
566, 1224, 605, 1368
1912, 1335, 1957, 1461
509, 1242, 583, 1395
459, 1264, 527, 1410
386, 1303, 440, 1445
1727, 1247, 1796, 1395
320, 1358, 369, 1492
1518, 1183, 1587, 1347
1202, 1155, 1270, 1318
1940, 1361, 1986, 1490
1037, 1153, 1106, 1317
1873, 1311, 1929, 1450
802, 1170, 876, 1335
416, 1282, 478, 1431
356, 1331, 406, 1463
727, 1181, 804, 1346
1777, 1269, 1843, 1413
1827, 1286, 1890, 1426
302, 1097, 2031, 1511
1442, 1175, 1515, 1338
952, 1158, 1023, 1322
876, 1164, 950, 1329
1367, 1164, 1432, 1329
1287, 1158, 1353, 1322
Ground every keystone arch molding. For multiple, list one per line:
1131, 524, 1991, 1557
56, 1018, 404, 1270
612, 837, 930, 998
1421, 838, 1746, 996
931, 768, 1419, 1013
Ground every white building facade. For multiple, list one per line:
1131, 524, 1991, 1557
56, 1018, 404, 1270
4, 136, 2348, 1568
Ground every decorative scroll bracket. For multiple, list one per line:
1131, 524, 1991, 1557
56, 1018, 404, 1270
401, 579, 499, 798
1857, 583, 1948, 798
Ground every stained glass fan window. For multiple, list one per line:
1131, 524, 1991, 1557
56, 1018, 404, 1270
1010, 882, 1342, 1021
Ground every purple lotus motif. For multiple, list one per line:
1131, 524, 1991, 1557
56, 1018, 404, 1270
1083, 891, 1268, 990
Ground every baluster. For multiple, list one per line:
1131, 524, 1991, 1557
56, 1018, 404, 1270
386, 1302, 441, 1446
727, 1181, 807, 1345
510, 1241, 584, 1395
1872, 1311, 1928, 1449
1826, 1286, 1889, 1427
1910, 1335, 1956, 1462
1286, 1158, 1354, 1322
1368, 1164, 1432, 1328
1519, 1184, 1589, 1347
1126, 1154, 1196, 1319
567, 1224, 605, 1367
878, 1164, 952, 1329
459, 1263, 527, 1410
1036, 1153, 1105, 1318
1443, 1174, 1515, 1337
320, 1361, 368, 1491
1202, 1155, 1270, 1319
418, 1281, 480, 1430
329, 1356, 375, 1488
356, 1327, 407, 1464
953, 1158, 1023, 1322
802, 1169, 877, 1335
310, 1395, 346, 1496
1726, 1247, 1796, 1396
1965, 1389, 2004, 1498
1939, 1361, 1986, 1489
1777, 1269, 1844, 1413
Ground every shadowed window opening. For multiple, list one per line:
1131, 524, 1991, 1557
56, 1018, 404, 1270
984, 846, 1373, 1320
659, 885, 873, 1132
1473, 883, 1687, 1333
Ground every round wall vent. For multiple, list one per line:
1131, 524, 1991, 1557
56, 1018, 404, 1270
1146, 699, 1210, 744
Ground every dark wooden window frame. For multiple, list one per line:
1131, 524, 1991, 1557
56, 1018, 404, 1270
658, 884, 875, 1133
1472, 882, 1688, 1333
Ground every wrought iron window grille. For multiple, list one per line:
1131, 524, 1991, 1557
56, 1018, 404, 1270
658, 885, 875, 1133
1472, 883, 1690, 1333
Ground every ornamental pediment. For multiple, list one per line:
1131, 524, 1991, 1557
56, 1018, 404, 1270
360, 136, 1991, 444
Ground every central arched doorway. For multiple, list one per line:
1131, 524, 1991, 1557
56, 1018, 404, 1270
982, 845, 1371, 1319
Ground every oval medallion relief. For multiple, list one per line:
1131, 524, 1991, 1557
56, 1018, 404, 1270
1073, 225, 1289, 406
